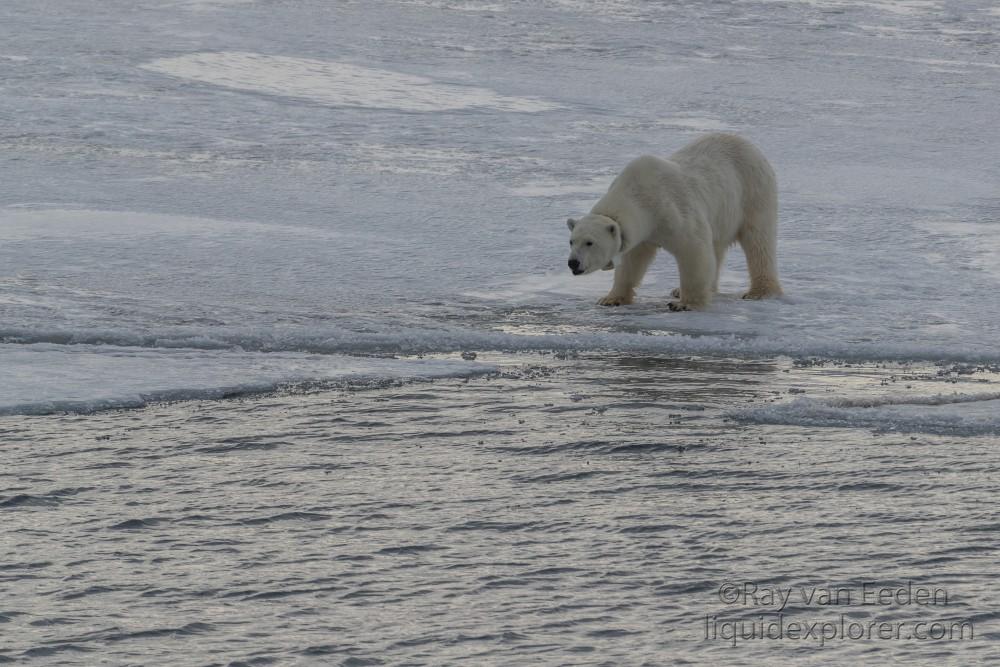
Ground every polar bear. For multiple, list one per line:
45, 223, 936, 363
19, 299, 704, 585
566, 133, 782, 311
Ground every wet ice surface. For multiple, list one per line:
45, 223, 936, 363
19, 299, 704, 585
3, 0, 1000, 662
3, 0, 1000, 377
3, 354, 1000, 665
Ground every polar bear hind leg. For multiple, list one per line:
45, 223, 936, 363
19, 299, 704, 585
713, 245, 728, 294
599, 242, 658, 306
738, 188, 782, 300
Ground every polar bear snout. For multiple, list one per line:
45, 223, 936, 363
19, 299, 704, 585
568, 258, 583, 275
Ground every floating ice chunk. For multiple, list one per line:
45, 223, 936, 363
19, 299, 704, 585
731, 392, 1000, 436
0, 344, 495, 416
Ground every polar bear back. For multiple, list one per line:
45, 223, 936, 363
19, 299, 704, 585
671, 133, 777, 238
593, 133, 776, 253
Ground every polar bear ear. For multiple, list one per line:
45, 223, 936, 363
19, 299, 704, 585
566, 218, 576, 231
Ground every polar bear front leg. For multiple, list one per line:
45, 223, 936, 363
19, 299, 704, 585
669, 242, 716, 311
599, 242, 658, 306
670, 247, 725, 300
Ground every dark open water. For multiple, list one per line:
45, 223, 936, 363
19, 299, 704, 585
3, 353, 999, 665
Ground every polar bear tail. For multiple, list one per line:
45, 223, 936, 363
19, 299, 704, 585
738, 159, 783, 299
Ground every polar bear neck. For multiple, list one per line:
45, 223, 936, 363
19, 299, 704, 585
592, 211, 630, 256
594, 212, 627, 269
608, 214, 626, 254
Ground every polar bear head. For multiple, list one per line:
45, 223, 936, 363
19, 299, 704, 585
566, 214, 622, 275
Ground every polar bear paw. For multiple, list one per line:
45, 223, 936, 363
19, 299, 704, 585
667, 301, 690, 312
742, 288, 781, 300
599, 293, 633, 306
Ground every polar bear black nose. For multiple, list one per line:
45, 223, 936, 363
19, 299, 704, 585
568, 258, 580, 272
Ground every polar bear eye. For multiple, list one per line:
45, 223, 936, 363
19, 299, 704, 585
585, 241, 593, 246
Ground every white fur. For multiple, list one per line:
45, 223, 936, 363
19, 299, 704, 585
566, 133, 782, 310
